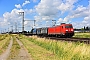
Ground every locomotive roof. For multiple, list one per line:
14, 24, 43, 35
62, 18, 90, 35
32, 24, 72, 29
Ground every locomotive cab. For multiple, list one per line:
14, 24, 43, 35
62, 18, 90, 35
64, 24, 74, 37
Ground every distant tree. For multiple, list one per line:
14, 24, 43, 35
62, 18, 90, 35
84, 26, 85, 30
81, 28, 84, 30
86, 26, 89, 30
22, 31, 27, 34
81, 27, 85, 33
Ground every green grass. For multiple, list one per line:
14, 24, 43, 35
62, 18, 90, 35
19, 35, 60, 60
20, 35, 90, 60
0, 34, 11, 55
7, 36, 20, 60
73, 32, 90, 38
0, 34, 8, 41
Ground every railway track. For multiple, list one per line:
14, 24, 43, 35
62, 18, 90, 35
41, 36, 90, 44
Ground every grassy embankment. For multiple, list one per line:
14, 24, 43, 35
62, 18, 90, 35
19, 35, 90, 60
0, 34, 7, 40
7, 35, 20, 60
0, 34, 11, 54
73, 32, 90, 38
19, 35, 59, 60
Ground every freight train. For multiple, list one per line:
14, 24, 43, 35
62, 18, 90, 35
31, 23, 74, 38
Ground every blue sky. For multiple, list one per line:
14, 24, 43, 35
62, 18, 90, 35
0, 0, 90, 32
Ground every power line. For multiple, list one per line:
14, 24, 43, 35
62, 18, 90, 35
24, 20, 36, 28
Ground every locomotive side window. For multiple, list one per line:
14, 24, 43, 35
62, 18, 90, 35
65, 25, 72, 28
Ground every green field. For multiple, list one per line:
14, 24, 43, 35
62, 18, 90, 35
19, 35, 90, 60
73, 32, 90, 38
0, 34, 11, 54
0, 34, 90, 60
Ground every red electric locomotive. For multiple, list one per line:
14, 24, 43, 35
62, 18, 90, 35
48, 23, 74, 37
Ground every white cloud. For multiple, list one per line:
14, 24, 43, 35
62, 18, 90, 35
0, 18, 3, 21
84, 16, 90, 21
72, 20, 90, 29
15, 0, 30, 9
57, 17, 70, 24
34, 16, 42, 21
58, 0, 78, 13
32, 0, 38, 3
57, 18, 63, 25
34, 0, 62, 22
34, 0, 78, 25
24, 21, 29, 26
34, 0, 90, 28
24, 9, 35, 14
68, 1, 90, 28
0, 8, 36, 31
0, 9, 24, 29
56, 0, 90, 28
0, 17, 9, 28
35, 0, 61, 16
71, 13, 90, 28
70, 6, 89, 18
22, 1, 30, 7
15, 4, 22, 8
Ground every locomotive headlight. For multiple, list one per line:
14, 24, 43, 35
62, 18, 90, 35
66, 30, 68, 31
71, 29, 73, 31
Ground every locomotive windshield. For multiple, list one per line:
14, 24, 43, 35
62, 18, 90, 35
65, 25, 73, 28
